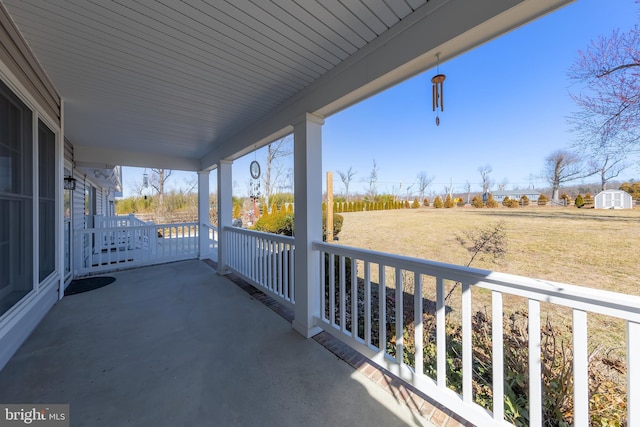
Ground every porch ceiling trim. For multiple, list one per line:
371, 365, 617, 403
74, 145, 201, 172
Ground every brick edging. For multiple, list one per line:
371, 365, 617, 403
202, 259, 472, 427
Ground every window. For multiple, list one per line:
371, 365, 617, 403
38, 120, 55, 281
64, 168, 71, 276
85, 184, 96, 227
0, 79, 33, 316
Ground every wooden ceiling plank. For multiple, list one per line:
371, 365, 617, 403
272, 0, 358, 55
192, 1, 333, 74
384, 0, 413, 18
14, 18, 302, 101
339, 0, 389, 35
291, 1, 368, 49
320, 0, 378, 42
22, 36, 286, 114
230, 0, 344, 65
362, 0, 400, 27
405, 0, 428, 12
257, 1, 351, 60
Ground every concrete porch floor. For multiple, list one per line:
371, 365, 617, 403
0, 260, 435, 427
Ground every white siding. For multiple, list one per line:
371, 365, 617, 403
95, 188, 103, 216
72, 171, 86, 231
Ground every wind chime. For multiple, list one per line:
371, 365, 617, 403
249, 179, 261, 203
142, 169, 149, 200
249, 153, 262, 220
431, 54, 446, 126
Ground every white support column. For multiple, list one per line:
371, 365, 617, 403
292, 113, 324, 338
217, 160, 233, 275
197, 170, 210, 260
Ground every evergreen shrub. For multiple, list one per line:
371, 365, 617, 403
444, 194, 455, 208
485, 194, 499, 208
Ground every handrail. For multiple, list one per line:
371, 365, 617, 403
203, 223, 217, 231
93, 214, 152, 228
312, 241, 640, 321
223, 225, 294, 245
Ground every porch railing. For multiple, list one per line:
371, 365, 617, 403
223, 227, 295, 309
74, 222, 198, 275
203, 223, 218, 261
94, 213, 149, 228
312, 241, 640, 427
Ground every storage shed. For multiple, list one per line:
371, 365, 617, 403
594, 190, 633, 209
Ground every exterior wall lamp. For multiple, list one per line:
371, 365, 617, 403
64, 176, 76, 190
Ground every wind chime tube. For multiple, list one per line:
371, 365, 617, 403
432, 84, 436, 111
440, 80, 444, 111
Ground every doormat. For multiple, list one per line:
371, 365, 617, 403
64, 277, 116, 296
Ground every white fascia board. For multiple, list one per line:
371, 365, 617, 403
201, 0, 574, 170
74, 145, 201, 171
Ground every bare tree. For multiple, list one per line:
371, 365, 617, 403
149, 169, 172, 195
589, 150, 627, 191
569, 23, 640, 155
128, 179, 145, 197
366, 159, 379, 202
417, 171, 435, 200
443, 185, 452, 198
391, 182, 402, 202
337, 166, 357, 202
543, 150, 594, 201
181, 176, 198, 194
263, 135, 293, 208
478, 165, 493, 194
498, 177, 509, 191
465, 181, 472, 204
150, 168, 172, 207
405, 184, 414, 201
283, 167, 294, 192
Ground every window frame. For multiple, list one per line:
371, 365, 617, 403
0, 65, 61, 318
0, 77, 34, 316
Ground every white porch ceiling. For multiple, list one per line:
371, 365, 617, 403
2, 0, 573, 171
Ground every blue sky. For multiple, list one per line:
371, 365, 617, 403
122, 0, 639, 198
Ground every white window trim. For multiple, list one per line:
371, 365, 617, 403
0, 56, 62, 300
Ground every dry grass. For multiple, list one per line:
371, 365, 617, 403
336, 206, 640, 351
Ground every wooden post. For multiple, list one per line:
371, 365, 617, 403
327, 171, 333, 242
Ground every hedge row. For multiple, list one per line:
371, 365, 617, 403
253, 207, 343, 241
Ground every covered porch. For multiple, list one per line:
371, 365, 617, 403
0, 260, 435, 426
3, 0, 639, 426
